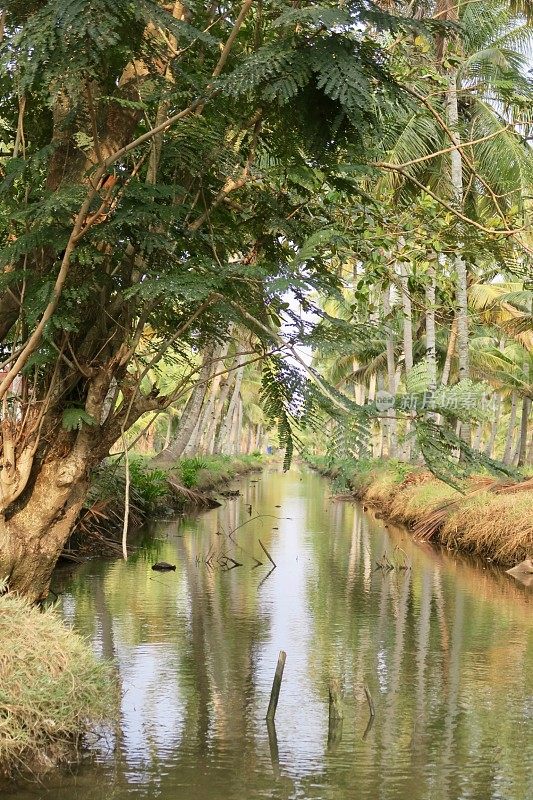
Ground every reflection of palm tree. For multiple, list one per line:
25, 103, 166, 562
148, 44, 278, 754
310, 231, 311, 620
379, 571, 412, 778
439, 586, 464, 798
178, 496, 276, 748
412, 571, 432, 765
94, 574, 116, 661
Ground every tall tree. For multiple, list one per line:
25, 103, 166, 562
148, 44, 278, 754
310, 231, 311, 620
0, 0, 407, 598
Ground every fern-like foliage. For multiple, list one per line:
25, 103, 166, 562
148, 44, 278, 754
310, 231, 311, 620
61, 407, 97, 431
5, 0, 217, 96
415, 419, 521, 490
325, 417, 372, 466
220, 32, 395, 134
260, 356, 301, 471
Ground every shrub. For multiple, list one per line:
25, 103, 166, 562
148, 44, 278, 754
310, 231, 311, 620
129, 459, 169, 509
0, 587, 115, 776
178, 456, 209, 488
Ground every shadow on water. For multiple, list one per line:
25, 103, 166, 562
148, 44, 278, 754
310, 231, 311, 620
5, 467, 532, 800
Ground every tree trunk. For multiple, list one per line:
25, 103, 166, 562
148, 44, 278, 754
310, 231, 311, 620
383, 283, 398, 458
236, 396, 243, 453
182, 413, 203, 456
216, 358, 244, 454
0, 368, 127, 600
195, 339, 231, 453
517, 396, 531, 467
145, 4, 187, 184
222, 403, 237, 455
503, 394, 518, 465
245, 424, 253, 455
399, 265, 414, 374
399, 263, 413, 460
254, 424, 263, 452
0, 460, 89, 601
204, 355, 237, 454
484, 392, 501, 459
473, 421, 483, 451
154, 344, 214, 463
441, 316, 457, 387
367, 373, 377, 402
527, 430, 533, 466
425, 263, 437, 393
163, 413, 173, 451
230, 395, 243, 455
446, 71, 470, 445
352, 359, 366, 406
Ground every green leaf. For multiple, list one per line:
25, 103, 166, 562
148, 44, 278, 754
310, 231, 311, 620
61, 407, 98, 431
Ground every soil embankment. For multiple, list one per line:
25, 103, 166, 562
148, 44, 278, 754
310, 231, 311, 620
63, 454, 264, 561
309, 457, 533, 568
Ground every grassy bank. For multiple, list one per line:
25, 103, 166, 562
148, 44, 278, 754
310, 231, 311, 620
0, 588, 114, 778
308, 456, 533, 566
172, 453, 263, 492
67, 454, 263, 558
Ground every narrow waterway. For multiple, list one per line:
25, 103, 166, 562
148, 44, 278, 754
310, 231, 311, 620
7, 467, 533, 800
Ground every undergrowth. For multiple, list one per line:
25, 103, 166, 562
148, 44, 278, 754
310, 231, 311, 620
70, 454, 263, 552
175, 453, 262, 490
0, 587, 115, 777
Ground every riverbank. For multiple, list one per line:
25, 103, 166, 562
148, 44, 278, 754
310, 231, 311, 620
308, 456, 533, 567
64, 454, 264, 560
0, 587, 114, 779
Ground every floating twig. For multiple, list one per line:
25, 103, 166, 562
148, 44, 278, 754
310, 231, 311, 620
364, 684, 375, 717
230, 514, 286, 538
362, 713, 375, 741
259, 539, 276, 568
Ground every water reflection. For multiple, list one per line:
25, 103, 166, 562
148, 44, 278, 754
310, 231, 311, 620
5, 468, 532, 800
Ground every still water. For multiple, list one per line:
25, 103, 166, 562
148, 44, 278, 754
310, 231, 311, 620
7, 467, 533, 800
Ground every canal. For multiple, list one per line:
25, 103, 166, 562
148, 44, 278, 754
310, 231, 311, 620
6, 466, 532, 800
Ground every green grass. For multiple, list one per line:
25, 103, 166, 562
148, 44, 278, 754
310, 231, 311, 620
174, 453, 263, 490
307, 454, 533, 564
306, 454, 417, 496
72, 453, 264, 552
0, 587, 115, 777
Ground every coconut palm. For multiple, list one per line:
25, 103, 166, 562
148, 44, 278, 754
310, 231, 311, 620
380, 0, 533, 387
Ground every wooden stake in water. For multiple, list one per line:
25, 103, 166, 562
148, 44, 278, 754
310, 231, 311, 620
266, 718, 280, 778
329, 678, 344, 723
266, 650, 286, 721
328, 677, 344, 748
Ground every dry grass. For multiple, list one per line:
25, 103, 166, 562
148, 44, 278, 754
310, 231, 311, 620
439, 491, 533, 563
362, 470, 405, 513
308, 455, 533, 565
0, 589, 115, 777
389, 478, 460, 526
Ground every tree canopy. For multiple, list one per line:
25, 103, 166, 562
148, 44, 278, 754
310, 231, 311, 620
0, 0, 531, 599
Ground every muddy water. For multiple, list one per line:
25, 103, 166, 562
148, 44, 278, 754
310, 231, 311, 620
6, 467, 533, 800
